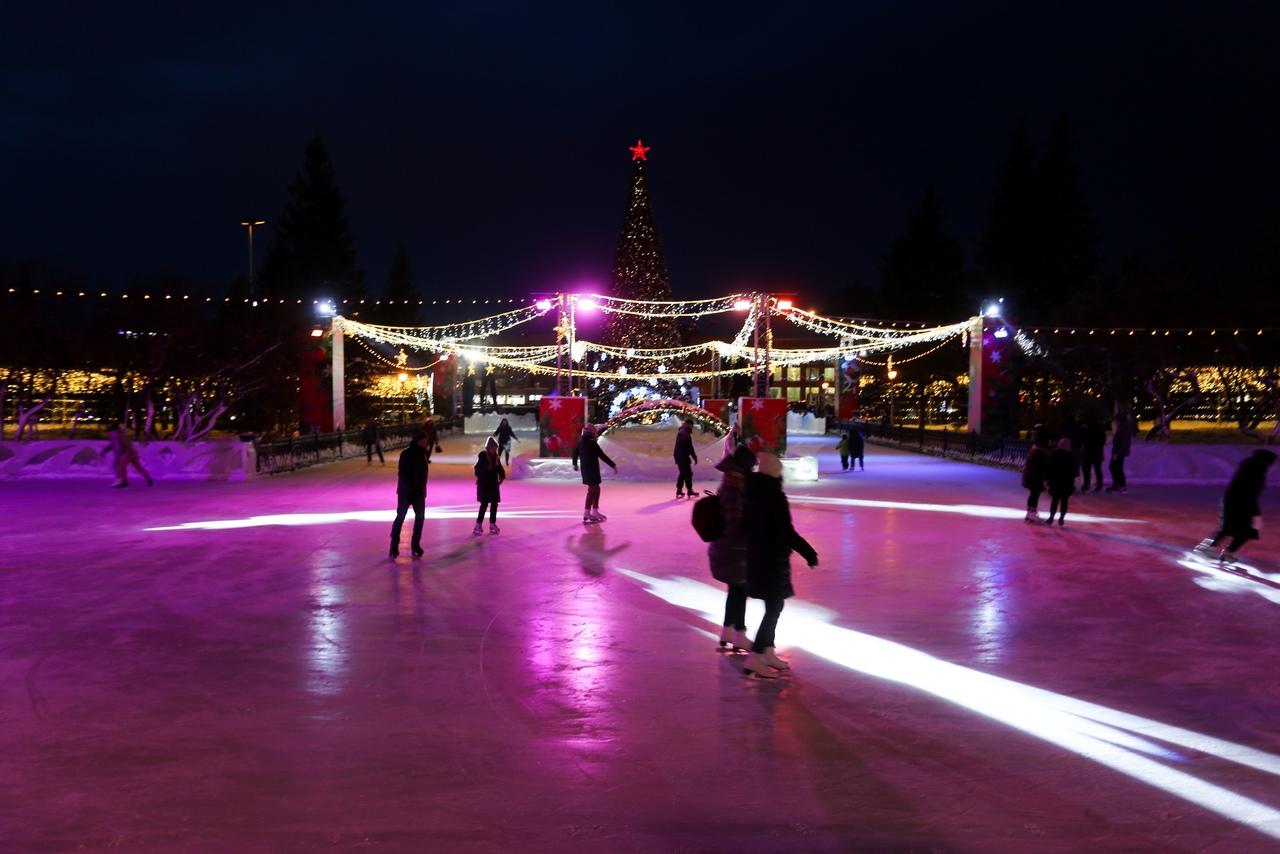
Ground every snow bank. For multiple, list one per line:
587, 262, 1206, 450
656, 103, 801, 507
0, 439, 252, 481
463, 412, 538, 435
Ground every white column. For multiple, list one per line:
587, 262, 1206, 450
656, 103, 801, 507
331, 316, 346, 432
966, 315, 985, 433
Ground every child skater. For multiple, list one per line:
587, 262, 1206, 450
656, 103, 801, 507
473, 436, 506, 535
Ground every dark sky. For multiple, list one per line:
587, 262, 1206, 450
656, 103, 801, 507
3, 2, 1278, 306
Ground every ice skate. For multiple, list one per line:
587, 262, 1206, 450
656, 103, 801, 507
583, 513, 593, 524
763, 647, 791, 671
718, 626, 734, 649
1043, 516, 1054, 525
1192, 538, 1215, 556
389, 545, 399, 558
472, 523, 483, 535
743, 653, 778, 679
675, 491, 685, 500
411, 546, 424, 558
1219, 550, 1239, 568
489, 523, 500, 535
1057, 517, 1065, 527
588, 510, 607, 522
1024, 510, 1038, 523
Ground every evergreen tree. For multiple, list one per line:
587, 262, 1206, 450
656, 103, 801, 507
1035, 117, 1099, 301
259, 133, 364, 301
601, 143, 680, 350
378, 243, 420, 325
977, 119, 1100, 322
976, 122, 1039, 316
880, 186, 967, 321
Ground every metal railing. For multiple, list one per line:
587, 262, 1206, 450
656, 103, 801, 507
830, 419, 1032, 470
253, 417, 462, 475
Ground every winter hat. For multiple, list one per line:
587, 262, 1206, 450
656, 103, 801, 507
756, 452, 783, 479
485, 436, 499, 450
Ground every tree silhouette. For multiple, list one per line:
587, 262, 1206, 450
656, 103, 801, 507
880, 186, 967, 321
378, 244, 420, 325
259, 133, 364, 302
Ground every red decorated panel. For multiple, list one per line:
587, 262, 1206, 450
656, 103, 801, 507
737, 397, 788, 456
701, 398, 730, 422
539, 397, 589, 458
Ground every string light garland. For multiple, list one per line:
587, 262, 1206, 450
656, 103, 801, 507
0, 287, 533, 308
599, 398, 728, 436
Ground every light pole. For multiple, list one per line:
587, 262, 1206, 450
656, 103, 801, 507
239, 219, 266, 294
886, 355, 898, 426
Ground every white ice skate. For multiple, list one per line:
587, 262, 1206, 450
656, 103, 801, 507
717, 627, 751, 653
588, 510, 607, 522
489, 523, 500, 535
1192, 539, 1216, 556
1024, 510, 1039, 523
472, 523, 483, 535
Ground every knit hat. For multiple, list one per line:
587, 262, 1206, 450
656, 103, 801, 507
756, 452, 783, 479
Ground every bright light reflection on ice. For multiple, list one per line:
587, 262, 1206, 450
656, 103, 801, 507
790, 494, 1141, 525
146, 506, 582, 531
1177, 552, 1280, 605
620, 570, 1280, 840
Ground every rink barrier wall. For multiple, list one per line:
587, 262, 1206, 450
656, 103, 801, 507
463, 412, 538, 435
253, 418, 461, 475
0, 438, 252, 481
832, 419, 1271, 485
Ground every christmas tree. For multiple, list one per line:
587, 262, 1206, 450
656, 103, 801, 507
601, 140, 681, 350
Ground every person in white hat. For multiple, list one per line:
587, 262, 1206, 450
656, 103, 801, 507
741, 452, 818, 678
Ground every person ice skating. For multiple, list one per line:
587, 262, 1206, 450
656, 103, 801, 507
1022, 430, 1050, 522
572, 423, 617, 523
722, 422, 741, 460
473, 436, 506, 535
742, 452, 819, 679
420, 418, 444, 459
1081, 416, 1106, 492
1045, 437, 1079, 527
674, 418, 698, 499
107, 423, 153, 488
1194, 449, 1276, 565
389, 431, 431, 558
492, 417, 520, 466
708, 444, 757, 653
836, 432, 850, 471
1106, 412, 1132, 493
847, 424, 865, 471
362, 420, 384, 465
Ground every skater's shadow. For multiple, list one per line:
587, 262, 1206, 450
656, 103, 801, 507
565, 527, 630, 576
636, 498, 695, 515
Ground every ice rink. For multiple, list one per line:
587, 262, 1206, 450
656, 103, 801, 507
3, 435, 1279, 851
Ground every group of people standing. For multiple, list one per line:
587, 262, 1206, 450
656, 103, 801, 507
1021, 413, 1134, 525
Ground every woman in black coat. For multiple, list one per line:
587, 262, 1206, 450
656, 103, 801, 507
742, 452, 818, 679
1045, 437, 1079, 527
572, 423, 617, 523
1196, 449, 1276, 564
473, 436, 506, 535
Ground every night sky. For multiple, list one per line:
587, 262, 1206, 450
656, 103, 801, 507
3, 2, 1278, 306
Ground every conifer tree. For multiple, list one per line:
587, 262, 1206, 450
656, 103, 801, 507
880, 186, 967, 321
977, 123, 1039, 315
379, 244, 420, 325
259, 133, 364, 301
601, 141, 680, 350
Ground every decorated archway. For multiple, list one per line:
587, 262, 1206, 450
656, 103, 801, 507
599, 398, 728, 437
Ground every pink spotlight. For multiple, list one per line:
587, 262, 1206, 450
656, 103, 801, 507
535, 298, 552, 311
733, 298, 752, 311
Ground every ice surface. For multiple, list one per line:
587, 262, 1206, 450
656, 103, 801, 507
2, 435, 1279, 851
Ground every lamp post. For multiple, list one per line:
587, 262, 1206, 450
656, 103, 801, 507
886, 355, 898, 426
239, 219, 266, 294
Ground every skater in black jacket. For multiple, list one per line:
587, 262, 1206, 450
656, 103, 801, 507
1022, 431, 1050, 523
572, 423, 617, 523
742, 452, 818, 679
473, 436, 505, 535
1081, 417, 1106, 492
362, 420, 384, 464
673, 418, 698, 499
492, 417, 520, 466
390, 432, 432, 558
708, 444, 756, 652
1194, 449, 1276, 565
1045, 437, 1079, 527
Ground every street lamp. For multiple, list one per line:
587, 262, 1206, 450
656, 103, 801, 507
240, 219, 266, 294
886, 355, 898, 426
